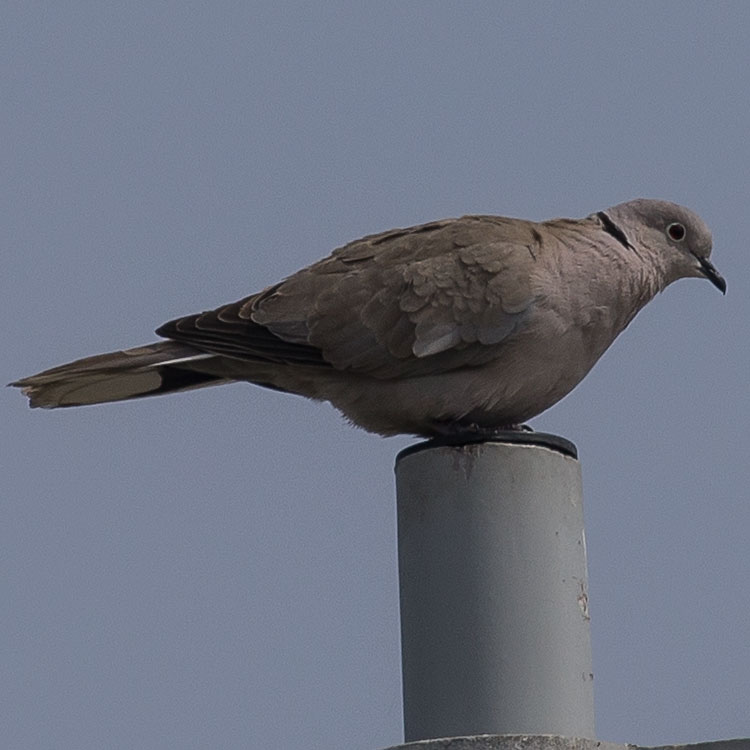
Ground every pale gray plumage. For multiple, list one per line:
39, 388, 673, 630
12, 199, 725, 437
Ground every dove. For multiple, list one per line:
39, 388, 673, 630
11, 199, 724, 437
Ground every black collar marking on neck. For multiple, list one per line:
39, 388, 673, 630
596, 211, 635, 252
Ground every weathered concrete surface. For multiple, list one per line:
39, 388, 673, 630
382, 733, 750, 750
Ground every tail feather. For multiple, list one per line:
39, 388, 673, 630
10, 342, 228, 408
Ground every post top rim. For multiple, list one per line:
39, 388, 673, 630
396, 432, 578, 462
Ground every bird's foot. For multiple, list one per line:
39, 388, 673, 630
426, 420, 534, 444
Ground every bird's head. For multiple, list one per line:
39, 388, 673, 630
601, 198, 726, 294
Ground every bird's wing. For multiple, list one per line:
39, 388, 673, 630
157, 216, 541, 378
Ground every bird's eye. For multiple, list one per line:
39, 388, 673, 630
667, 222, 686, 241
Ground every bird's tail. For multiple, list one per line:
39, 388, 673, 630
10, 342, 228, 408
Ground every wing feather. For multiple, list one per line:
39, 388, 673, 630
157, 216, 540, 378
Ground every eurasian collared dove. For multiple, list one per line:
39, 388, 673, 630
12, 199, 724, 437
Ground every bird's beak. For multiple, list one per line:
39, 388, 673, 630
695, 255, 727, 294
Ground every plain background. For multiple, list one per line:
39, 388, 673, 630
3, 3, 749, 749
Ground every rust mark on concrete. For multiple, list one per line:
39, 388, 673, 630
447, 442, 485, 481
577, 578, 590, 620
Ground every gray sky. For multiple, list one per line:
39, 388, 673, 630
3, 3, 749, 749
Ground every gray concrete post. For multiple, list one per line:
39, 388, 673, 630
395, 436, 594, 743
381, 736, 750, 750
